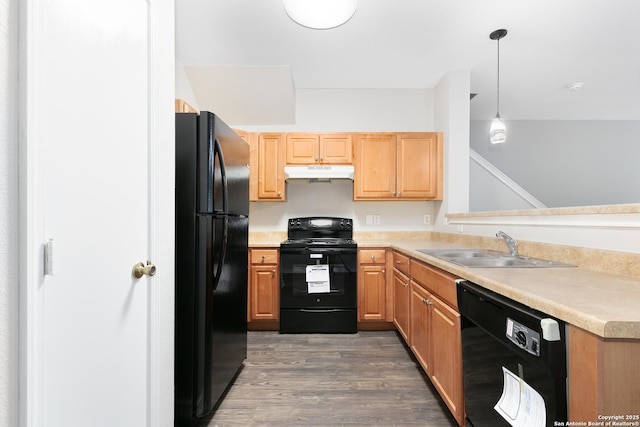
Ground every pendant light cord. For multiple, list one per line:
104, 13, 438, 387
496, 37, 500, 115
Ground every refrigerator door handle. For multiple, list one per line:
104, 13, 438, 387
212, 137, 229, 214
212, 216, 229, 291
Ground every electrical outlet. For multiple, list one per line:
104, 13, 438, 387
423, 214, 431, 225
373, 215, 380, 225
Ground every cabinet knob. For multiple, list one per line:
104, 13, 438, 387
395, 260, 402, 264
271, 269, 276, 274
370, 255, 375, 261
261, 255, 266, 261
381, 269, 385, 274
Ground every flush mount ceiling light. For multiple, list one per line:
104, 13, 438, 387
489, 29, 508, 144
283, 0, 357, 29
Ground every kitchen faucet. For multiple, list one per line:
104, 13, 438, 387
496, 231, 518, 257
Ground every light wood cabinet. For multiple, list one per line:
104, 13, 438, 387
358, 249, 387, 322
393, 270, 410, 342
255, 133, 285, 201
410, 280, 431, 372
408, 259, 463, 426
568, 325, 640, 422
429, 292, 463, 426
248, 249, 280, 329
396, 133, 442, 199
175, 98, 197, 113
286, 133, 353, 164
353, 132, 443, 200
354, 133, 397, 199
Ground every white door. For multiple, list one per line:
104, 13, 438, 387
20, 0, 175, 426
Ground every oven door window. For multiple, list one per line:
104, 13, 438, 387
280, 250, 357, 309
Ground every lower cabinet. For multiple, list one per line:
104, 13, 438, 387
395, 251, 464, 426
248, 248, 279, 330
409, 281, 430, 373
428, 292, 463, 426
358, 249, 387, 322
393, 268, 411, 342
568, 324, 640, 421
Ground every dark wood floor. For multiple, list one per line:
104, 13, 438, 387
201, 331, 458, 426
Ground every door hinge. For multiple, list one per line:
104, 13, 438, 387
44, 239, 54, 276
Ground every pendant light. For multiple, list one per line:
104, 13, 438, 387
489, 29, 507, 144
283, 0, 357, 30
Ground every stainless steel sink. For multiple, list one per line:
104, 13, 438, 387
417, 248, 575, 268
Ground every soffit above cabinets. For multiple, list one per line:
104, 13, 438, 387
184, 65, 296, 125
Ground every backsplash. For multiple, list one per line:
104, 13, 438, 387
249, 179, 436, 232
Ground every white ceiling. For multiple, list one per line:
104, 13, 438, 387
176, 0, 640, 123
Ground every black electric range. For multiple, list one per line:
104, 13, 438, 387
279, 217, 357, 333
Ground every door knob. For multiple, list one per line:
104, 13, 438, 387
132, 261, 156, 278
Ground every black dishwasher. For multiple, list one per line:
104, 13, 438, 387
457, 280, 567, 427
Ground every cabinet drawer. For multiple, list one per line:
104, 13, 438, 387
359, 249, 386, 265
393, 251, 410, 275
250, 249, 279, 265
410, 259, 458, 308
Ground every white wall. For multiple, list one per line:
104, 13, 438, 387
470, 120, 640, 208
239, 88, 440, 232
0, 0, 19, 424
433, 70, 471, 230
175, 60, 199, 111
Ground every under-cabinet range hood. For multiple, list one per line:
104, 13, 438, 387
284, 165, 354, 181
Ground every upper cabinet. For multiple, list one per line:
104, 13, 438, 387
286, 133, 353, 165
249, 133, 286, 201
174, 99, 197, 113
354, 132, 443, 201
242, 130, 443, 202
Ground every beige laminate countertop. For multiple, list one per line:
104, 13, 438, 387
249, 235, 640, 339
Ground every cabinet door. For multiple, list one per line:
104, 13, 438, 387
396, 133, 442, 199
286, 133, 318, 164
410, 281, 431, 374
249, 264, 279, 321
257, 133, 285, 200
430, 294, 464, 426
358, 265, 386, 321
319, 134, 353, 164
354, 133, 396, 199
393, 269, 411, 342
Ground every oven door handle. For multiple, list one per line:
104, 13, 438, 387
299, 309, 347, 313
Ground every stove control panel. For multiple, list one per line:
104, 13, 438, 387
287, 217, 354, 240
287, 217, 352, 231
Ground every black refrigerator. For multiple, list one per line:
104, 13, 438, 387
175, 111, 249, 426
